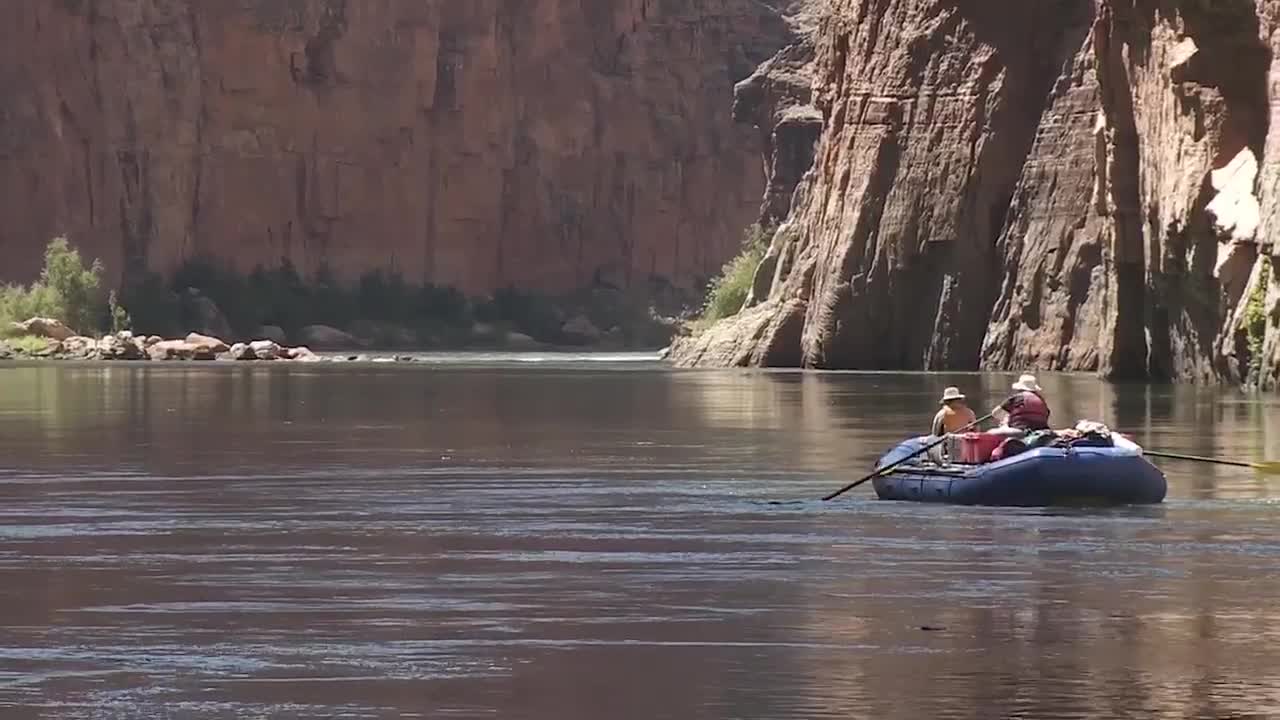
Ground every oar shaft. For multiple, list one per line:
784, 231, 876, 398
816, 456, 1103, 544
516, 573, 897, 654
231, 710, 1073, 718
1141, 450, 1255, 468
822, 408, 999, 502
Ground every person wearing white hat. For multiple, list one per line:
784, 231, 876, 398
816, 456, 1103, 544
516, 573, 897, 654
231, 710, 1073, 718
931, 386, 977, 436
991, 373, 1051, 431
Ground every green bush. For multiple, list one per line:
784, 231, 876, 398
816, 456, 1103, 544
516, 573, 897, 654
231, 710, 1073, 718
108, 290, 131, 333
1245, 256, 1272, 382
696, 223, 772, 327
0, 237, 105, 334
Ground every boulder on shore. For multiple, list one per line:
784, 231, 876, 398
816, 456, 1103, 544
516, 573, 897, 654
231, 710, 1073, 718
99, 332, 146, 360
249, 339, 282, 360
15, 317, 75, 341
285, 346, 321, 361
62, 336, 100, 359
228, 343, 256, 361
297, 324, 360, 349
37, 340, 64, 356
185, 332, 230, 354
148, 339, 215, 361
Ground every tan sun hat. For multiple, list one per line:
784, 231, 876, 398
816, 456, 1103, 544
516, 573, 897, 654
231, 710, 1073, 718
939, 386, 966, 404
1011, 374, 1043, 393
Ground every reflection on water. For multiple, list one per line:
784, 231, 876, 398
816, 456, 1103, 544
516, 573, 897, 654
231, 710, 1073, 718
1, 359, 1279, 718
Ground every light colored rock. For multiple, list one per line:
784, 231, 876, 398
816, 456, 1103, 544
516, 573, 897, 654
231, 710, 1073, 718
297, 324, 360, 349
249, 339, 282, 360
144, 335, 162, 346
228, 342, 256, 361
1207, 148, 1261, 243
63, 336, 98, 353
61, 336, 100, 358
148, 339, 215, 361
17, 317, 75, 341
99, 333, 146, 360
284, 346, 320, 361
145, 342, 174, 361
1168, 37, 1199, 75
185, 332, 230, 354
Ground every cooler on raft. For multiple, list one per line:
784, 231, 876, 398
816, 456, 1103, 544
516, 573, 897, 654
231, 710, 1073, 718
953, 432, 1003, 463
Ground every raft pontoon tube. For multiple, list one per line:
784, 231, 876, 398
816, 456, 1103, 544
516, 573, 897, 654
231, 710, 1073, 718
871, 434, 1167, 506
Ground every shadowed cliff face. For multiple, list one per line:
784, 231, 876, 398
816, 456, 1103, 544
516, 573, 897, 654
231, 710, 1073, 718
0, 0, 797, 297
674, 0, 1280, 388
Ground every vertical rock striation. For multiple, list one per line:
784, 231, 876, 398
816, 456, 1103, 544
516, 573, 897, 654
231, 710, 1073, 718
0, 0, 801, 297
674, 0, 1280, 388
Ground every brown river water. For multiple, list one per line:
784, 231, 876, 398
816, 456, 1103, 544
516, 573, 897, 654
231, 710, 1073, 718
1, 355, 1279, 719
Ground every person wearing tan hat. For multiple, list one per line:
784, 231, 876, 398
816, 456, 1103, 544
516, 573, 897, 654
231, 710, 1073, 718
991, 373, 1051, 431
931, 386, 978, 436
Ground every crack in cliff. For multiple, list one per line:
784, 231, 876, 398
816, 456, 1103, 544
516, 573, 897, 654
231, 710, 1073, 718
1090, 4, 1149, 379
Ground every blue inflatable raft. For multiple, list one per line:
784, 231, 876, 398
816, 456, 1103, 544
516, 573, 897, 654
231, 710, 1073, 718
871, 434, 1167, 506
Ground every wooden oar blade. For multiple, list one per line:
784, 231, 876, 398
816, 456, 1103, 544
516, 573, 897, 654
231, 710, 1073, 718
1250, 461, 1280, 474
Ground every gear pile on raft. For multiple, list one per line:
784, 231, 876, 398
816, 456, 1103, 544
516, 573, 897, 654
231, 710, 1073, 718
872, 374, 1168, 507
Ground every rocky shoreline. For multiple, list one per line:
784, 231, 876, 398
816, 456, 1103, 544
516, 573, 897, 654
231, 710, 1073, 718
0, 317, 667, 364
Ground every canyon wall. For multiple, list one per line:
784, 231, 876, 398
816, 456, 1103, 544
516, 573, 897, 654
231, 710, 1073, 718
674, 0, 1280, 387
0, 0, 801, 297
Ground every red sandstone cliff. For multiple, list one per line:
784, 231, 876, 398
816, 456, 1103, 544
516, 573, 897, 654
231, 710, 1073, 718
673, 0, 1280, 388
0, 0, 802, 297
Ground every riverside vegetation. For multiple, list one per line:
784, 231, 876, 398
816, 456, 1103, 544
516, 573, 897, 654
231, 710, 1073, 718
690, 223, 773, 332
0, 238, 690, 362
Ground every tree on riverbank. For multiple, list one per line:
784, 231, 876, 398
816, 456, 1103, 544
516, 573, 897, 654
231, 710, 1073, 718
0, 238, 107, 335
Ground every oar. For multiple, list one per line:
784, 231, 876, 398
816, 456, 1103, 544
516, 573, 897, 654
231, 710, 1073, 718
1141, 449, 1280, 474
821, 407, 1002, 502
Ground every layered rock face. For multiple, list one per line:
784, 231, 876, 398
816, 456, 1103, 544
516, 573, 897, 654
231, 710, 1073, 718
674, 0, 1280, 387
0, 0, 798, 297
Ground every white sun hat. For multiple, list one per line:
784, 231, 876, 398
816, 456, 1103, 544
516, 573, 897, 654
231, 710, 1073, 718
1011, 374, 1043, 393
